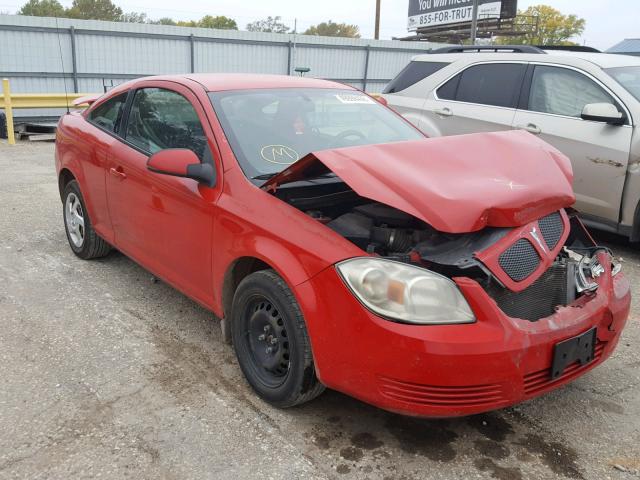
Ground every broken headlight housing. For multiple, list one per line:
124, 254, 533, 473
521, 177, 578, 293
336, 258, 476, 325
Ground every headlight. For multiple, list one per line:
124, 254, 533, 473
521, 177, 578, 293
336, 258, 475, 325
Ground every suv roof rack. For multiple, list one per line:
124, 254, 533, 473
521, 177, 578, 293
430, 45, 545, 54
536, 45, 601, 53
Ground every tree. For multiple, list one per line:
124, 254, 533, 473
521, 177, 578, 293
66, 0, 123, 21
246, 16, 290, 33
496, 5, 585, 46
303, 20, 360, 38
198, 15, 237, 30
18, 0, 65, 17
120, 11, 147, 23
151, 17, 177, 25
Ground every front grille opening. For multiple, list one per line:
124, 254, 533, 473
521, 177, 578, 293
538, 212, 563, 250
484, 262, 574, 321
498, 238, 540, 282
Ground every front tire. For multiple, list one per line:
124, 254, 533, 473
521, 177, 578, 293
231, 269, 325, 408
62, 180, 111, 259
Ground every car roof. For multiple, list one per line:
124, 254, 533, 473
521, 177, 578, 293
410, 51, 640, 69
139, 73, 353, 92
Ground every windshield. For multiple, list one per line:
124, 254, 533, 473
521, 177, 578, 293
606, 66, 640, 101
208, 88, 424, 180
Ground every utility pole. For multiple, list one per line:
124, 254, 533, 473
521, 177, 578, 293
374, 0, 381, 40
470, 0, 479, 44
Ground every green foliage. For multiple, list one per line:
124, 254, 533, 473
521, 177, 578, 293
66, 0, 123, 21
120, 11, 147, 23
18, 0, 65, 17
197, 15, 237, 30
303, 20, 360, 38
152, 17, 177, 26
16, 0, 237, 31
246, 16, 290, 34
496, 5, 585, 46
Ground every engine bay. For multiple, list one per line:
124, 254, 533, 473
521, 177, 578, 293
274, 180, 612, 322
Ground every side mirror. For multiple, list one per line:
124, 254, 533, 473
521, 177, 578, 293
581, 103, 625, 125
147, 149, 215, 187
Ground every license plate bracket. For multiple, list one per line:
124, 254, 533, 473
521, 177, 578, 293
551, 328, 597, 379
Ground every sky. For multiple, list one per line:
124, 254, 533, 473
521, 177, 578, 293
0, 0, 637, 50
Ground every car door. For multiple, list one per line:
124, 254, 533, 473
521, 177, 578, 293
420, 62, 527, 136
106, 82, 221, 307
512, 64, 633, 223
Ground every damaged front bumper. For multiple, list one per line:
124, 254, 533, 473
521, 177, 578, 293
296, 252, 631, 417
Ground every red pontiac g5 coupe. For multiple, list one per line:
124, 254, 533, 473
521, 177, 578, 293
55, 74, 631, 417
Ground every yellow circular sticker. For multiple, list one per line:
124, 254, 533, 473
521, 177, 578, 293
260, 145, 300, 165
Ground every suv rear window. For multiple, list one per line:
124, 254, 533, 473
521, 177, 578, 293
436, 63, 526, 108
383, 61, 449, 94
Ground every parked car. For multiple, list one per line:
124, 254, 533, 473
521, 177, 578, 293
56, 73, 630, 417
382, 46, 640, 241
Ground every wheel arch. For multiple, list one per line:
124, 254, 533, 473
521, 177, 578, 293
222, 257, 273, 320
58, 168, 77, 201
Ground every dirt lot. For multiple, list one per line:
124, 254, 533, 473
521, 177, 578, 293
0, 140, 639, 480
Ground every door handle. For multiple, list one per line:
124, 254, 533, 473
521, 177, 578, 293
109, 167, 127, 179
516, 123, 541, 135
434, 107, 453, 117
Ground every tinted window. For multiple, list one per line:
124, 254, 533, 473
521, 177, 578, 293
456, 64, 526, 107
383, 61, 449, 93
529, 66, 616, 118
88, 93, 127, 133
125, 88, 207, 160
436, 73, 461, 100
438, 63, 526, 108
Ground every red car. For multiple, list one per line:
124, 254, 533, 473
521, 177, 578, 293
55, 74, 631, 417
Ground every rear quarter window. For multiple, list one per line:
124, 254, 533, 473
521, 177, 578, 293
87, 93, 128, 134
383, 61, 449, 94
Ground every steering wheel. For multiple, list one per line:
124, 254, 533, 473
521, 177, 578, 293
332, 129, 366, 147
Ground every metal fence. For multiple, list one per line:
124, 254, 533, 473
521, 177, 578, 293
0, 14, 445, 119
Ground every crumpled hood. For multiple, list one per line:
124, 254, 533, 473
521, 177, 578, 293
263, 130, 575, 233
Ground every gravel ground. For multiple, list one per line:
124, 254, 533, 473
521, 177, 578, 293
0, 140, 639, 480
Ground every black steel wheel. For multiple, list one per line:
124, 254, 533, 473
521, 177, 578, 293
231, 269, 325, 407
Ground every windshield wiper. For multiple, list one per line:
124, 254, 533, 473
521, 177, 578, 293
252, 173, 277, 180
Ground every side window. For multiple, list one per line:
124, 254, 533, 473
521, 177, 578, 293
528, 66, 616, 118
88, 93, 127, 133
125, 88, 207, 160
383, 61, 449, 94
455, 63, 527, 108
436, 73, 461, 100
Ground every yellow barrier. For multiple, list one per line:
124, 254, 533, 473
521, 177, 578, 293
1, 78, 96, 145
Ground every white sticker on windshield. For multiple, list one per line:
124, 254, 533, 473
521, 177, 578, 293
335, 93, 375, 104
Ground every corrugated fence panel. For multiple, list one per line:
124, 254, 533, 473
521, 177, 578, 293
76, 34, 191, 74
0, 14, 446, 120
0, 29, 72, 72
295, 46, 366, 80
196, 42, 288, 74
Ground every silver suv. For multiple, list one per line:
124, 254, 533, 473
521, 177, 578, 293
382, 46, 640, 240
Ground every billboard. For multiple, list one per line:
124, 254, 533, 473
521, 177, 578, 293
407, 0, 516, 32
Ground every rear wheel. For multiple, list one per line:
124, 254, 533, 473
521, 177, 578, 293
231, 269, 325, 407
62, 180, 111, 259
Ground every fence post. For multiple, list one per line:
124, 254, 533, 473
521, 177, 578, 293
69, 26, 79, 93
286, 40, 293, 75
2, 78, 15, 145
362, 45, 371, 92
189, 34, 195, 73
